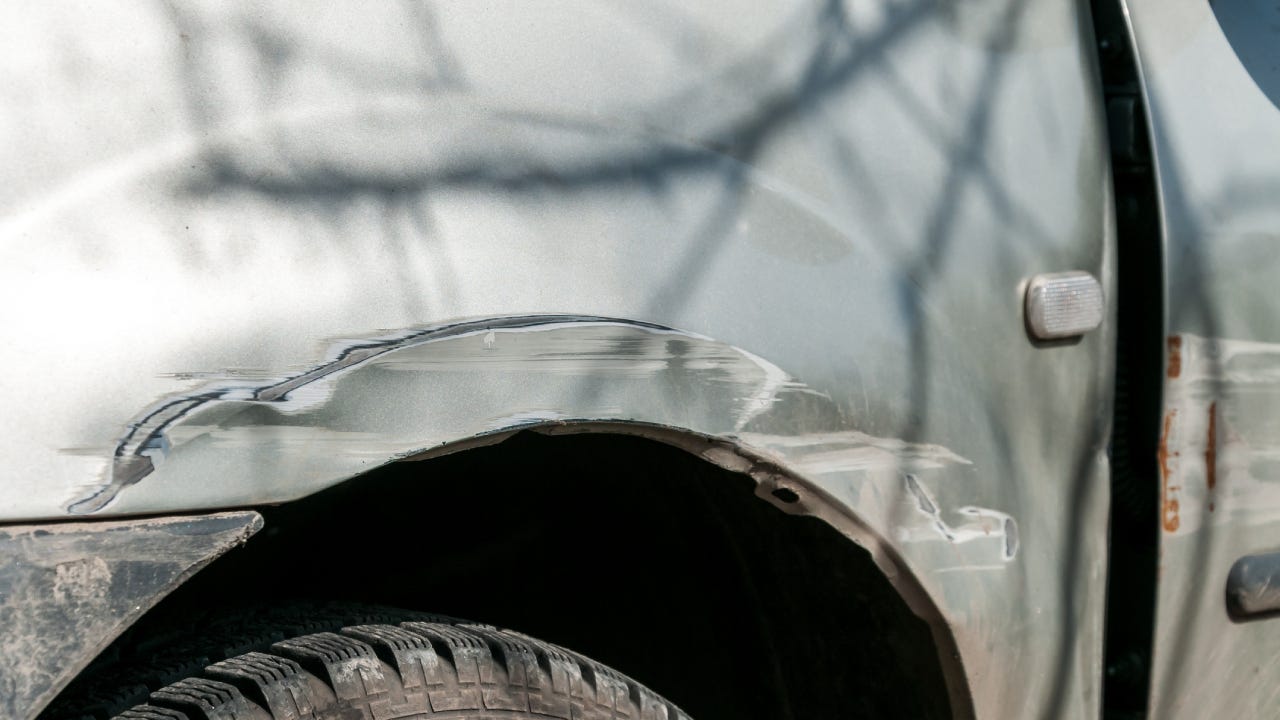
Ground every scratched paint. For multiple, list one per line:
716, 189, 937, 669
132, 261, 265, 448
736, 430, 972, 475
70, 316, 683, 513
728, 430, 1017, 569
902, 474, 1019, 562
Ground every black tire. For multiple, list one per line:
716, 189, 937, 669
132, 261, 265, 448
80, 613, 689, 720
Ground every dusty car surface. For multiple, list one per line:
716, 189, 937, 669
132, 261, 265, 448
1, 1, 1277, 719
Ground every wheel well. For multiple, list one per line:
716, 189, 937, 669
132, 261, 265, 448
52, 431, 953, 719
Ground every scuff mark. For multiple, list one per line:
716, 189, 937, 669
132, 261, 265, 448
1167, 335, 1183, 378
485, 410, 571, 430
738, 430, 972, 475
730, 346, 809, 432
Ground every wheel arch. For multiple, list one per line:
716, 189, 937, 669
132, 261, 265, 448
44, 427, 971, 719
30, 316, 976, 718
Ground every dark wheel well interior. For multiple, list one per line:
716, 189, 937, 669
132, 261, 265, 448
48, 431, 952, 720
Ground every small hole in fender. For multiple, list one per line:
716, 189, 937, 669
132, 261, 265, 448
771, 486, 800, 504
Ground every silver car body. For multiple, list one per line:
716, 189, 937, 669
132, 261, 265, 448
1, 1, 1273, 718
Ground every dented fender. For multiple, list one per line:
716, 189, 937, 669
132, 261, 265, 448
22, 314, 1108, 720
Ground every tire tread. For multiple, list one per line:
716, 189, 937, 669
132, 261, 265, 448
108, 619, 690, 720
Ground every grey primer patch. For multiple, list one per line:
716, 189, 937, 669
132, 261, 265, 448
69, 314, 676, 514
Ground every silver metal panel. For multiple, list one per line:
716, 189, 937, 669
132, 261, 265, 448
1124, 0, 1280, 716
0, 2, 1113, 716
0, 511, 263, 720
1152, 335, 1280, 718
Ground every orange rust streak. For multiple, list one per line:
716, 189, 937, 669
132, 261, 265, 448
1167, 336, 1183, 379
1159, 409, 1180, 532
1206, 401, 1217, 493
1158, 410, 1176, 482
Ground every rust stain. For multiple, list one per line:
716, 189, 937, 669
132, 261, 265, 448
1159, 409, 1181, 532
1205, 401, 1217, 493
1167, 336, 1183, 378
1163, 497, 1180, 532
1158, 410, 1176, 482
